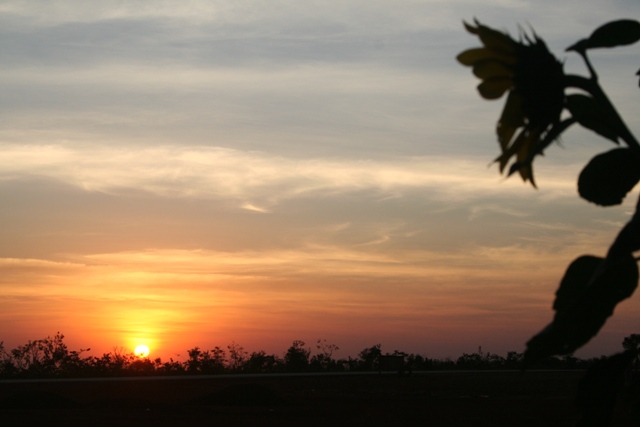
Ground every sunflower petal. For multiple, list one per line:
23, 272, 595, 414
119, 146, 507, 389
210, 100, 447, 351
499, 91, 525, 127
497, 126, 517, 150
465, 20, 516, 54
519, 163, 536, 186
516, 133, 537, 185
472, 60, 514, 79
477, 78, 512, 99
496, 92, 524, 149
456, 48, 517, 66
495, 129, 527, 172
463, 20, 480, 35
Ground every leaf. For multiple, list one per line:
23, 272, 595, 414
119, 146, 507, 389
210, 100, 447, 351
524, 254, 639, 367
607, 196, 640, 258
586, 19, 640, 49
578, 148, 640, 206
553, 255, 602, 312
566, 38, 588, 53
566, 94, 620, 143
477, 78, 512, 99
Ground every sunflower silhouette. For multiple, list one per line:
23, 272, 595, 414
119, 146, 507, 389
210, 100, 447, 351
457, 20, 566, 186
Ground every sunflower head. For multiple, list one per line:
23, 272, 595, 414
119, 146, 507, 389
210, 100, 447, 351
457, 20, 565, 186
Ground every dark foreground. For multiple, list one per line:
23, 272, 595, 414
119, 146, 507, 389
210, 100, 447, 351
0, 371, 637, 426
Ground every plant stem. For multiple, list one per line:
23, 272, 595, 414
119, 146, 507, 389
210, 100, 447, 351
564, 74, 639, 151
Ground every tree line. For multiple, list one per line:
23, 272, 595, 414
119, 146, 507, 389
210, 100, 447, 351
1, 333, 638, 379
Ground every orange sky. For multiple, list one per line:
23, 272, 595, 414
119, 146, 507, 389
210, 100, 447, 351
1, 1, 639, 362
3, 222, 639, 360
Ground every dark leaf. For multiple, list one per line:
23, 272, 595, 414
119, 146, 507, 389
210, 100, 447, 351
578, 148, 640, 206
524, 254, 638, 367
585, 19, 640, 49
607, 198, 640, 258
554, 255, 602, 312
566, 38, 588, 53
566, 94, 620, 143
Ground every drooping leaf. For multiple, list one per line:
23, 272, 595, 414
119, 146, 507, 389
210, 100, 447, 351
566, 38, 588, 53
607, 197, 640, 258
585, 19, 640, 49
524, 254, 639, 367
578, 148, 640, 206
566, 94, 620, 143
553, 255, 602, 312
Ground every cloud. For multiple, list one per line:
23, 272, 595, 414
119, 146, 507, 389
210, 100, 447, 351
0, 143, 581, 205
468, 204, 529, 221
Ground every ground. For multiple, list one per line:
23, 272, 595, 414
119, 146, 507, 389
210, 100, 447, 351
0, 371, 637, 426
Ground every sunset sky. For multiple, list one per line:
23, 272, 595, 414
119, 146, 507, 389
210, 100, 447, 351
1, 0, 640, 362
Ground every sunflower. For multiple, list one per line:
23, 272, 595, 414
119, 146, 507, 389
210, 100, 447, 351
457, 20, 565, 186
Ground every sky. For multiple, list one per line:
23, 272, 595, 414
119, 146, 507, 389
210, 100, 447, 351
1, 0, 639, 362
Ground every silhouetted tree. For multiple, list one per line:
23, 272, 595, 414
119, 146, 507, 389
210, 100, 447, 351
456, 353, 484, 370
227, 341, 248, 372
408, 353, 434, 371
0, 341, 18, 377
284, 340, 310, 372
357, 344, 382, 371
186, 346, 226, 374
245, 350, 282, 373
0, 333, 609, 379
505, 351, 524, 370
156, 357, 185, 375
129, 358, 155, 375
88, 347, 136, 376
3, 333, 90, 378
310, 339, 340, 371
622, 333, 640, 373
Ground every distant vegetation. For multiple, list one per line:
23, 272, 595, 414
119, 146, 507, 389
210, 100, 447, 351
1, 333, 637, 379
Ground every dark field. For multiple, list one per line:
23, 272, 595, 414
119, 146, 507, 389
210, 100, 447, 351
0, 371, 637, 426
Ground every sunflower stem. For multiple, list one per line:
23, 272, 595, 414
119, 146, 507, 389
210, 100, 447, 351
564, 74, 640, 151
578, 49, 598, 82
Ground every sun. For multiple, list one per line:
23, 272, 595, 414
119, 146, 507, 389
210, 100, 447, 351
134, 344, 150, 358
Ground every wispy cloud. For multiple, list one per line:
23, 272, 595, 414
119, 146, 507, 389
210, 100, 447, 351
0, 143, 581, 205
468, 204, 529, 221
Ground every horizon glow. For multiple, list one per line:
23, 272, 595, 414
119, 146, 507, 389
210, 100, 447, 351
1, 0, 639, 362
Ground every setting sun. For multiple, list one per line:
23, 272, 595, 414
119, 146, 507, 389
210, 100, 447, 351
134, 345, 150, 358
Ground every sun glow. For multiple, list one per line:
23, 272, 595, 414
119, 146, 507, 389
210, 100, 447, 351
134, 344, 150, 358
